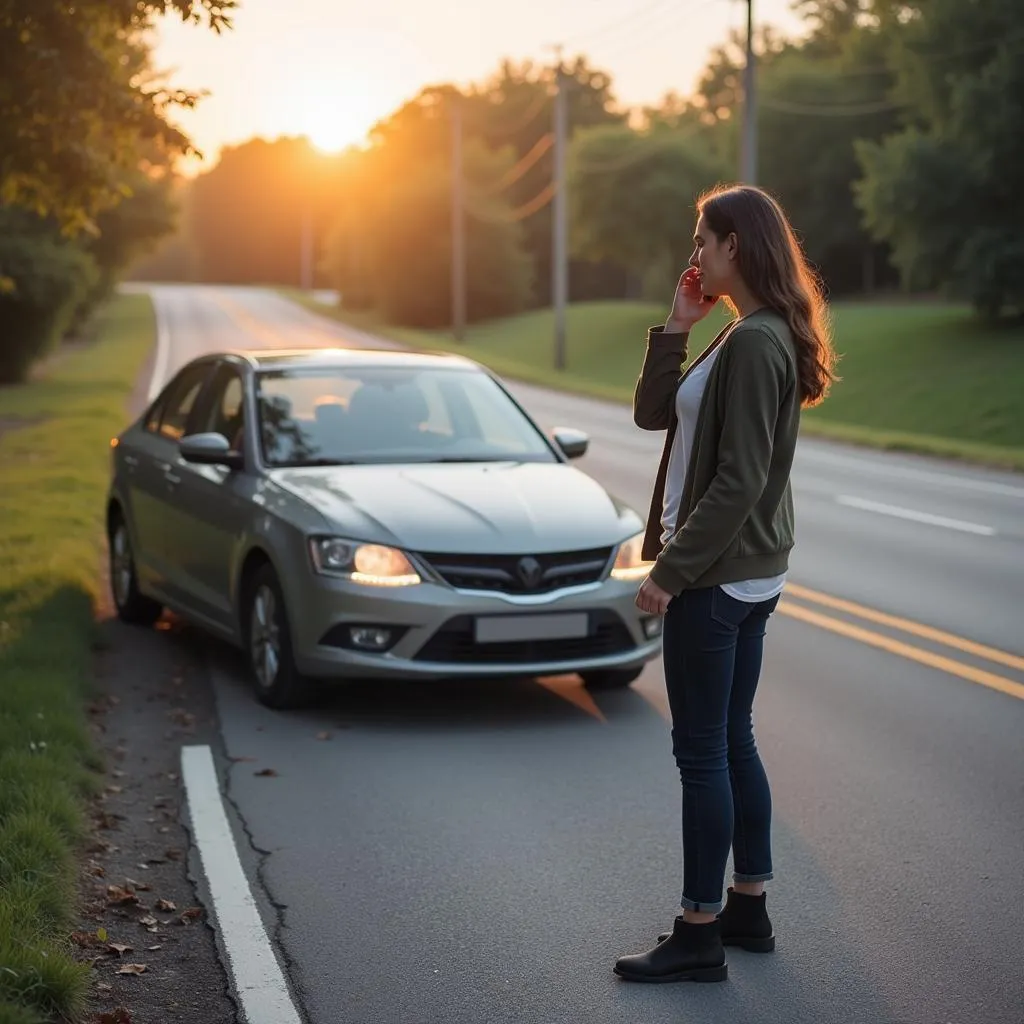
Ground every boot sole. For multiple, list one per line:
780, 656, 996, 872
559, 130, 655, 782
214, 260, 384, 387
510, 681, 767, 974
657, 933, 775, 952
613, 963, 728, 984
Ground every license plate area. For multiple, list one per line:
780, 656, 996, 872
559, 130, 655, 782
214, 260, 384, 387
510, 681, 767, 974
473, 612, 590, 644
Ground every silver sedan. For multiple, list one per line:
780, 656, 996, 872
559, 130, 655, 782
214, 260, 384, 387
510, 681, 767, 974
106, 347, 663, 707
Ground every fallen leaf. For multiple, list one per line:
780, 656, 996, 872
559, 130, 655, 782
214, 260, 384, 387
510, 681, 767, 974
164, 848, 182, 861
96, 1008, 132, 1024
97, 927, 108, 942
105, 886, 139, 906
115, 963, 147, 975
229, 755, 256, 763
154, 899, 176, 912
179, 908, 203, 925
124, 877, 151, 892
105, 785, 123, 795
87, 861, 106, 878
107, 943, 133, 956
139, 915, 159, 928
315, 731, 332, 741
70, 931, 100, 948
254, 768, 278, 777
145, 944, 163, 952
96, 981, 113, 994
157, 826, 170, 834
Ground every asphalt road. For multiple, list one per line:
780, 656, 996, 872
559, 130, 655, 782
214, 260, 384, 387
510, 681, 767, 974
146, 284, 1024, 1024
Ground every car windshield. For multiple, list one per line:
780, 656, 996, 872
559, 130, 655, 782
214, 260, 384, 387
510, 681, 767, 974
255, 365, 558, 468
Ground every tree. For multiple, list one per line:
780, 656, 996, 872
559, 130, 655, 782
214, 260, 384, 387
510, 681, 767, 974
324, 102, 534, 328
0, 0, 234, 231
467, 57, 627, 306
186, 137, 343, 286
568, 125, 725, 298
855, 0, 1024, 314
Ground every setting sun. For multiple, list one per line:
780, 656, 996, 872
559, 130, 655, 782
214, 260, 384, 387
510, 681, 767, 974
297, 94, 381, 154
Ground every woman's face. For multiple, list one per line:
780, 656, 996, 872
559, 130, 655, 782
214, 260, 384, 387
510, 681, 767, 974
689, 213, 735, 298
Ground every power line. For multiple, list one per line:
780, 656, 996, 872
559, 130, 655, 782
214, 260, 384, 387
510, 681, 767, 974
563, 0, 677, 49
470, 182, 556, 223
480, 88, 551, 137
472, 133, 554, 197
760, 95, 905, 117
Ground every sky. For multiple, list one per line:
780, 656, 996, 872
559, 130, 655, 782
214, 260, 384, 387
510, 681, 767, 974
151, 0, 805, 172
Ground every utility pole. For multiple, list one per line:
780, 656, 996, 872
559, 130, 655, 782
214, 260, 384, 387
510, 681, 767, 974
741, 0, 757, 185
450, 92, 467, 343
551, 52, 568, 371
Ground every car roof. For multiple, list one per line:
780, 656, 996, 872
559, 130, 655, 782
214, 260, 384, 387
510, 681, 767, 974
224, 347, 481, 373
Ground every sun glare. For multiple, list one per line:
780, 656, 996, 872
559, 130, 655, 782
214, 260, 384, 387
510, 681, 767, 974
297, 93, 380, 155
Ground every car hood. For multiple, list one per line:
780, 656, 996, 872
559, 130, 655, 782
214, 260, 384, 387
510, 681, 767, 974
268, 461, 643, 554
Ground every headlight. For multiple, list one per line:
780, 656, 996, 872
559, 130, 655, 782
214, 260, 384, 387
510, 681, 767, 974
610, 531, 654, 581
309, 537, 421, 586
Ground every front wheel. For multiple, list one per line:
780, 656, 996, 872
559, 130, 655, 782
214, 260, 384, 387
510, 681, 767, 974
245, 564, 313, 709
108, 513, 162, 626
580, 665, 645, 690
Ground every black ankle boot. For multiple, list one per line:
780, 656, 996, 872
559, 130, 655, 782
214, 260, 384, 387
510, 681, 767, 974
614, 917, 727, 983
657, 888, 775, 952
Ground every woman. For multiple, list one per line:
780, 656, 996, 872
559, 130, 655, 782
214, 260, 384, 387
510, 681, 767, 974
613, 185, 837, 984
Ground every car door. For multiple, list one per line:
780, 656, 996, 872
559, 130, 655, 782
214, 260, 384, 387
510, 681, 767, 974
162, 362, 255, 633
121, 363, 213, 594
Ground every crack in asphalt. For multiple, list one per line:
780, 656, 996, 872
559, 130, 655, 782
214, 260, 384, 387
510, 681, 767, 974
219, 745, 314, 1024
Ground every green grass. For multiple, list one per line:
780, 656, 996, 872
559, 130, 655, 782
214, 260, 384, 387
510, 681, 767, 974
0, 294, 154, 1022
287, 290, 1024, 470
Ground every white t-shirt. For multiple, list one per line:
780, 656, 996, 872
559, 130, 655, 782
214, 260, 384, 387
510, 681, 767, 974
659, 339, 786, 604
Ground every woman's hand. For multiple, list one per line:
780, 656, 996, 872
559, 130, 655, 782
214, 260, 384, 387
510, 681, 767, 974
666, 267, 718, 333
635, 576, 674, 615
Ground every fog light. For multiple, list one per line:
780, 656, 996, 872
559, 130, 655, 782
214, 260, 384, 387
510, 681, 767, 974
643, 617, 663, 639
349, 626, 394, 651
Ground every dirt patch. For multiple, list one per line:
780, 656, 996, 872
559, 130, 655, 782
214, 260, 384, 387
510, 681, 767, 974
73, 597, 240, 1024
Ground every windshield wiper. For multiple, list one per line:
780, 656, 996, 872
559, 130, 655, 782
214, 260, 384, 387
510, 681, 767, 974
427, 456, 512, 463
273, 457, 359, 467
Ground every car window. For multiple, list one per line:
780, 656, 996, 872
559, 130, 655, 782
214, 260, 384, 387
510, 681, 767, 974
156, 365, 210, 441
255, 365, 556, 467
201, 369, 246, 449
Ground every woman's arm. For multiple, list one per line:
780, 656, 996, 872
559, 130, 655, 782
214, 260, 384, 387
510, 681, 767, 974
632, 326, 688, 430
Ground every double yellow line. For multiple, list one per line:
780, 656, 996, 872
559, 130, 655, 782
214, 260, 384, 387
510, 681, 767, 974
779, 584, 1024, 702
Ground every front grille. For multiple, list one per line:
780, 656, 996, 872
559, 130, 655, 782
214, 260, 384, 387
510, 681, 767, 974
413, 609, 635, 665
418, 546, 613, 595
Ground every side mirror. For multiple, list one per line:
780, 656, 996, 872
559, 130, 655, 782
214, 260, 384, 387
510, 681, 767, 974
179, 432, 243, 470
551, 427, 589, 460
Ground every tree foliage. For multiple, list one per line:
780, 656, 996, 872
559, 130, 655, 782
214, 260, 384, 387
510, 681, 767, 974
856, 0, 1024, 314
0, 0, 234, 232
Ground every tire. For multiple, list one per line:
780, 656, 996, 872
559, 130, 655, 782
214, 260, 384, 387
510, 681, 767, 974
108, 512, 163, 626
244, 563, 313, 709
580, 665, 645, 690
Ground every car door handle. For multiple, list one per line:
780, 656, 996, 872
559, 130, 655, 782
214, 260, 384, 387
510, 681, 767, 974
123, 454, 139, 468
164, 470, 182, 485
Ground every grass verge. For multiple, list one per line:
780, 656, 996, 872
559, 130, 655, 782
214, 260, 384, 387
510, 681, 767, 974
286, 290, 1024, 471
0, 294, 154, 1022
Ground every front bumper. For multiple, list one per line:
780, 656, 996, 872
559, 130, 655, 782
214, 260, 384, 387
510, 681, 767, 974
286, 571, 662, 681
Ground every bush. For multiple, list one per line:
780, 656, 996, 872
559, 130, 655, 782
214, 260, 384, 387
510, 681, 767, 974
0, 221, 98, 383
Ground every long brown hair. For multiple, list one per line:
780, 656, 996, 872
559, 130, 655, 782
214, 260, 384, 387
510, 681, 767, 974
699, 185, 837, 407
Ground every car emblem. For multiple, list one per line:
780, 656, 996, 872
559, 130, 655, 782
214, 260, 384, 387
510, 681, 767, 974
516, 556, 543, 588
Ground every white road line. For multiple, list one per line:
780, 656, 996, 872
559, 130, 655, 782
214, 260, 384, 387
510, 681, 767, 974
146, 288, 171, 401
802, 447, 1024, 499
835, 495, 997, 536
181, 745, 303, 1024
